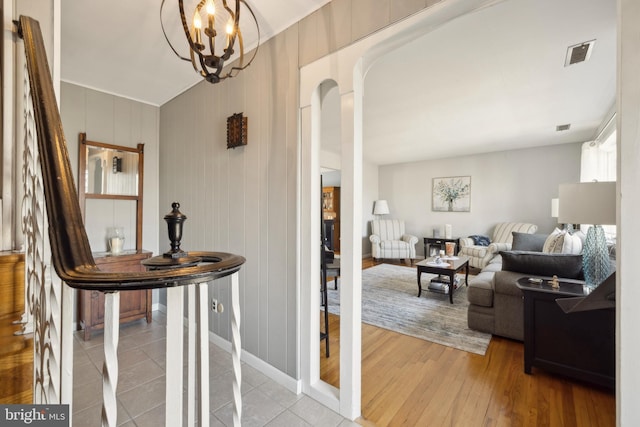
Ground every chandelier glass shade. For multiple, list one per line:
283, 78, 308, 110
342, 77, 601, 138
161, 0, 260, 83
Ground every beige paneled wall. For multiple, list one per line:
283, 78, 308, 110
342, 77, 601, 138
159, 26, 300, 376
59, 82, 160, 320
298, 0, 442, 67
159, 0, 441, 379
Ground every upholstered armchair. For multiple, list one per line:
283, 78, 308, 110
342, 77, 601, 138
459, 222, 538, 268
369, 219, 418, 264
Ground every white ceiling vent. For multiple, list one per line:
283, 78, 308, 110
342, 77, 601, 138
556, 124, 571, 132
565, 40, 595, 66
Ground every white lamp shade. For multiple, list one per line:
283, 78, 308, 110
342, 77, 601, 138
373, 200, 390, 215
558, 182, 616, 225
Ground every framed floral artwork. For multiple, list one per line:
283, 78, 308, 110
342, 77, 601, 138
432, 176, 471, 212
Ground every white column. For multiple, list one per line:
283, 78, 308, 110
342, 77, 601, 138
339, 84, 362, 420
618, 0, 640, 424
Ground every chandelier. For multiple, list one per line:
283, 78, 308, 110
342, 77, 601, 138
161, 0, 260, 83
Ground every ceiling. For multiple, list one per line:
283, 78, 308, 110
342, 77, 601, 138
61, 0, 329, 106
361, 0, 616, 165
61, 0, 616, 166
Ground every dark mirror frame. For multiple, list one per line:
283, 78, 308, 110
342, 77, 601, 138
78, 132, 144, 250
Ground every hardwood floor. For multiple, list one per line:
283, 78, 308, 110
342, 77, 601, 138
320, 259, 615, 426
0, 313, 33, 404
0, 252, 32, 404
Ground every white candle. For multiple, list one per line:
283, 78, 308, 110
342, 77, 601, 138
110, 237, 123, 255
445, 224, 452, 239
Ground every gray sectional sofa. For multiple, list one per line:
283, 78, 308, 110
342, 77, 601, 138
467, 232, 586, 341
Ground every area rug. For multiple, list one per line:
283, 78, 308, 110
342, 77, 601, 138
326, 263, 491, 355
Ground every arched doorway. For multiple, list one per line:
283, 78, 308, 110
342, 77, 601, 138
299, 0, 518, 419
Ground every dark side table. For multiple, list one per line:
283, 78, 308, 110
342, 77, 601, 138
423, 237, 460, 258
416, 256, 469, 304
516, 277, 615, 389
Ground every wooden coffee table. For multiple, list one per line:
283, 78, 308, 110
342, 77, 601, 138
416, 255, 470, 304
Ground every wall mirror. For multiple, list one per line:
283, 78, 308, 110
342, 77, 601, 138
78, 133, 144, 250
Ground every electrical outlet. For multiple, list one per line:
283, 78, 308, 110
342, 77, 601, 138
211, 298, 218, 312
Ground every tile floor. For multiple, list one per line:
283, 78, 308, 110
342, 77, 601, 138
73, 311, 355, 426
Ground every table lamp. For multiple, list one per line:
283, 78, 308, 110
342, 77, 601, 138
373, 200, 390, 218
551, 197, 573, 232
558, 182, 616, 290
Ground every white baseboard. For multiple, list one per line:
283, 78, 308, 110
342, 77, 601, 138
208, 332, 302, 394
156, 304, 301, 394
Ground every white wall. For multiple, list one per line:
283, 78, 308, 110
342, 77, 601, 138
376, 142, 582, 256
2, 0, 59, 250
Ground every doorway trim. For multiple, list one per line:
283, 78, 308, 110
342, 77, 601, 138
298, 0, 509, 419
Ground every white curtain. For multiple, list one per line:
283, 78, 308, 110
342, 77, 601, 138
580, 130, 617, 238
581, 131, 617, 182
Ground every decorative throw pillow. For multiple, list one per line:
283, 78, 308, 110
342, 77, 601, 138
561, 232, 583, 254
542, 228, 565, 253
512, 232, 547, 252
500, 250, 584, 279
469, 235, 491, 246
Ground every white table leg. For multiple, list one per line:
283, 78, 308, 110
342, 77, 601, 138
102, 291, 120, 427
197, 283, 210, 425
166, 287, 184, 426
187, 286, 196, 426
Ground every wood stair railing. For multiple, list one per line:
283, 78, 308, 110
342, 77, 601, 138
17, 15, 245, 426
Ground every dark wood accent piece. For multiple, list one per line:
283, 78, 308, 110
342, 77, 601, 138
415, 256, 469, 304
79, 251, 153, 340
227, 112, 248, 149
322, 186, 340, 251
323, 219, 335, 251
423, 237, 460, 258
517, 278, 615, 389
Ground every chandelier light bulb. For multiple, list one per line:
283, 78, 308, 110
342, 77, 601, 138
193, 11, 202, 45
206, 0, 215, 15
226, 18, 234, 35
193, 11, 202, 29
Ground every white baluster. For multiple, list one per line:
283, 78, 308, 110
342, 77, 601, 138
102, 292, 120, 427
230, 272, 242, 426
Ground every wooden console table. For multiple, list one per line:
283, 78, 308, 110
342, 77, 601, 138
516, 277, 615, 388
79, 250, 152, 340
